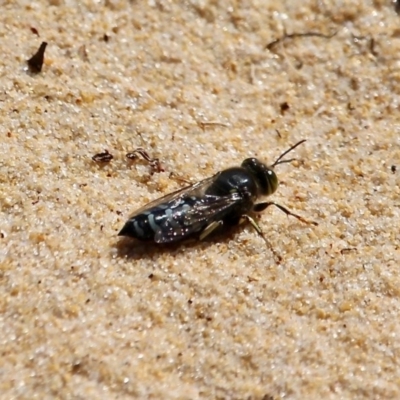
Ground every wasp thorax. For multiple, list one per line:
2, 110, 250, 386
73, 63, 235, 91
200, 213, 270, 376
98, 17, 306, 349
241, 158, 278, 196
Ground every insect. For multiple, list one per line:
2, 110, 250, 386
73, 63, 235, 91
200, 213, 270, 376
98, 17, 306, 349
126, 147, 164, 174
118, 140, 317, 256
92, 150, 113, 163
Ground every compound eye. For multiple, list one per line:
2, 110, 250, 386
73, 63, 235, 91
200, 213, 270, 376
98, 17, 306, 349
242, 158, 278, 195
264, 168, 278, 195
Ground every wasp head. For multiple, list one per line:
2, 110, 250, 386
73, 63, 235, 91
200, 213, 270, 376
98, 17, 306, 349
241, 158, 278, 196
242, 140, 306, 197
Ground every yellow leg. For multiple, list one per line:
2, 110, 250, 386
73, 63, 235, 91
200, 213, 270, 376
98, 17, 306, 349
199, 220, 224, 241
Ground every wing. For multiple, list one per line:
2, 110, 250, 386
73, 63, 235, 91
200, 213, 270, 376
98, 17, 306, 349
128, 174, 219, 219
126, 172, 245, 243
153, 190, 243, 243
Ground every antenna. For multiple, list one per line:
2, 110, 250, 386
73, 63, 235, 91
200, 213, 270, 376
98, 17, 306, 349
272, 139, 306, 167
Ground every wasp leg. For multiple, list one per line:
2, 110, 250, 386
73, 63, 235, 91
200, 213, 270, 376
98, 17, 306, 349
199, 220, 224, 241
253, 202, 318, 226
241, 215, 282, 263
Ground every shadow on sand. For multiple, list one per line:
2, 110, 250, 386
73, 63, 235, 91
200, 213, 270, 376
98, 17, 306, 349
113, 224, 244, 261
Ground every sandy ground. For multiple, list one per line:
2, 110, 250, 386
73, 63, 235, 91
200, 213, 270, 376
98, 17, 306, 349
1, 1, 400, 399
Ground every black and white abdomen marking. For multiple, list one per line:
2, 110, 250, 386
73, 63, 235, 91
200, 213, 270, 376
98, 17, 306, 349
119, 196, 203, 242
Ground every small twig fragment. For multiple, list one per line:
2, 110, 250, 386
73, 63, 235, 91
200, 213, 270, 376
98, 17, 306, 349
340, 248, 357, 255
30, 27, 40, 37
196, 120, 230, 131
169, 171, 192, 185
27, 42, 47, 73
266, 30, 337, 52
395, 0, 400, 15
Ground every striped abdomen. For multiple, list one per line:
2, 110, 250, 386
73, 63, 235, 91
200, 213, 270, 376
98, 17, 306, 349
118, 197, 203, 242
